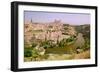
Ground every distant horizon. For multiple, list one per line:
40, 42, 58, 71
24, 11, 90, 25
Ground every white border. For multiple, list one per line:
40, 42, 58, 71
18, 5, 95, 68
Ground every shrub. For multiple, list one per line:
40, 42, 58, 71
24, 48, 32, 57
32, 49, 39, 58
66, 37, 74, 42
58, 39, 67, 47
40, 40, 55, 49
32, 43, 37, 48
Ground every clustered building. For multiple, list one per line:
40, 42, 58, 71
24, 19, 76, 44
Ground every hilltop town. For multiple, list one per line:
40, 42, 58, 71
24, 19, 77, 46
24, 19, 90, 61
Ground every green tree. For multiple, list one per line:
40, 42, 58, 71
24, 47, 33, 57
31, 49, 39, 61
32, 43, 37, 48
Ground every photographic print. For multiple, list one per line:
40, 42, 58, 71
11, 1, 97, 71
24, 11, 91, 62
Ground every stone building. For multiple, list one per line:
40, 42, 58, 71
24, 19, 76, 44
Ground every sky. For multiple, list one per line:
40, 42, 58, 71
24, 11, 90, 25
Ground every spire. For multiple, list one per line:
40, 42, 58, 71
30, 18, 33, 23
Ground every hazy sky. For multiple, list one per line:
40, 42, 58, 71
24, 11, 90, 25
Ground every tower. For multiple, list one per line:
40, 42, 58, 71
30, 18, 33, 23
